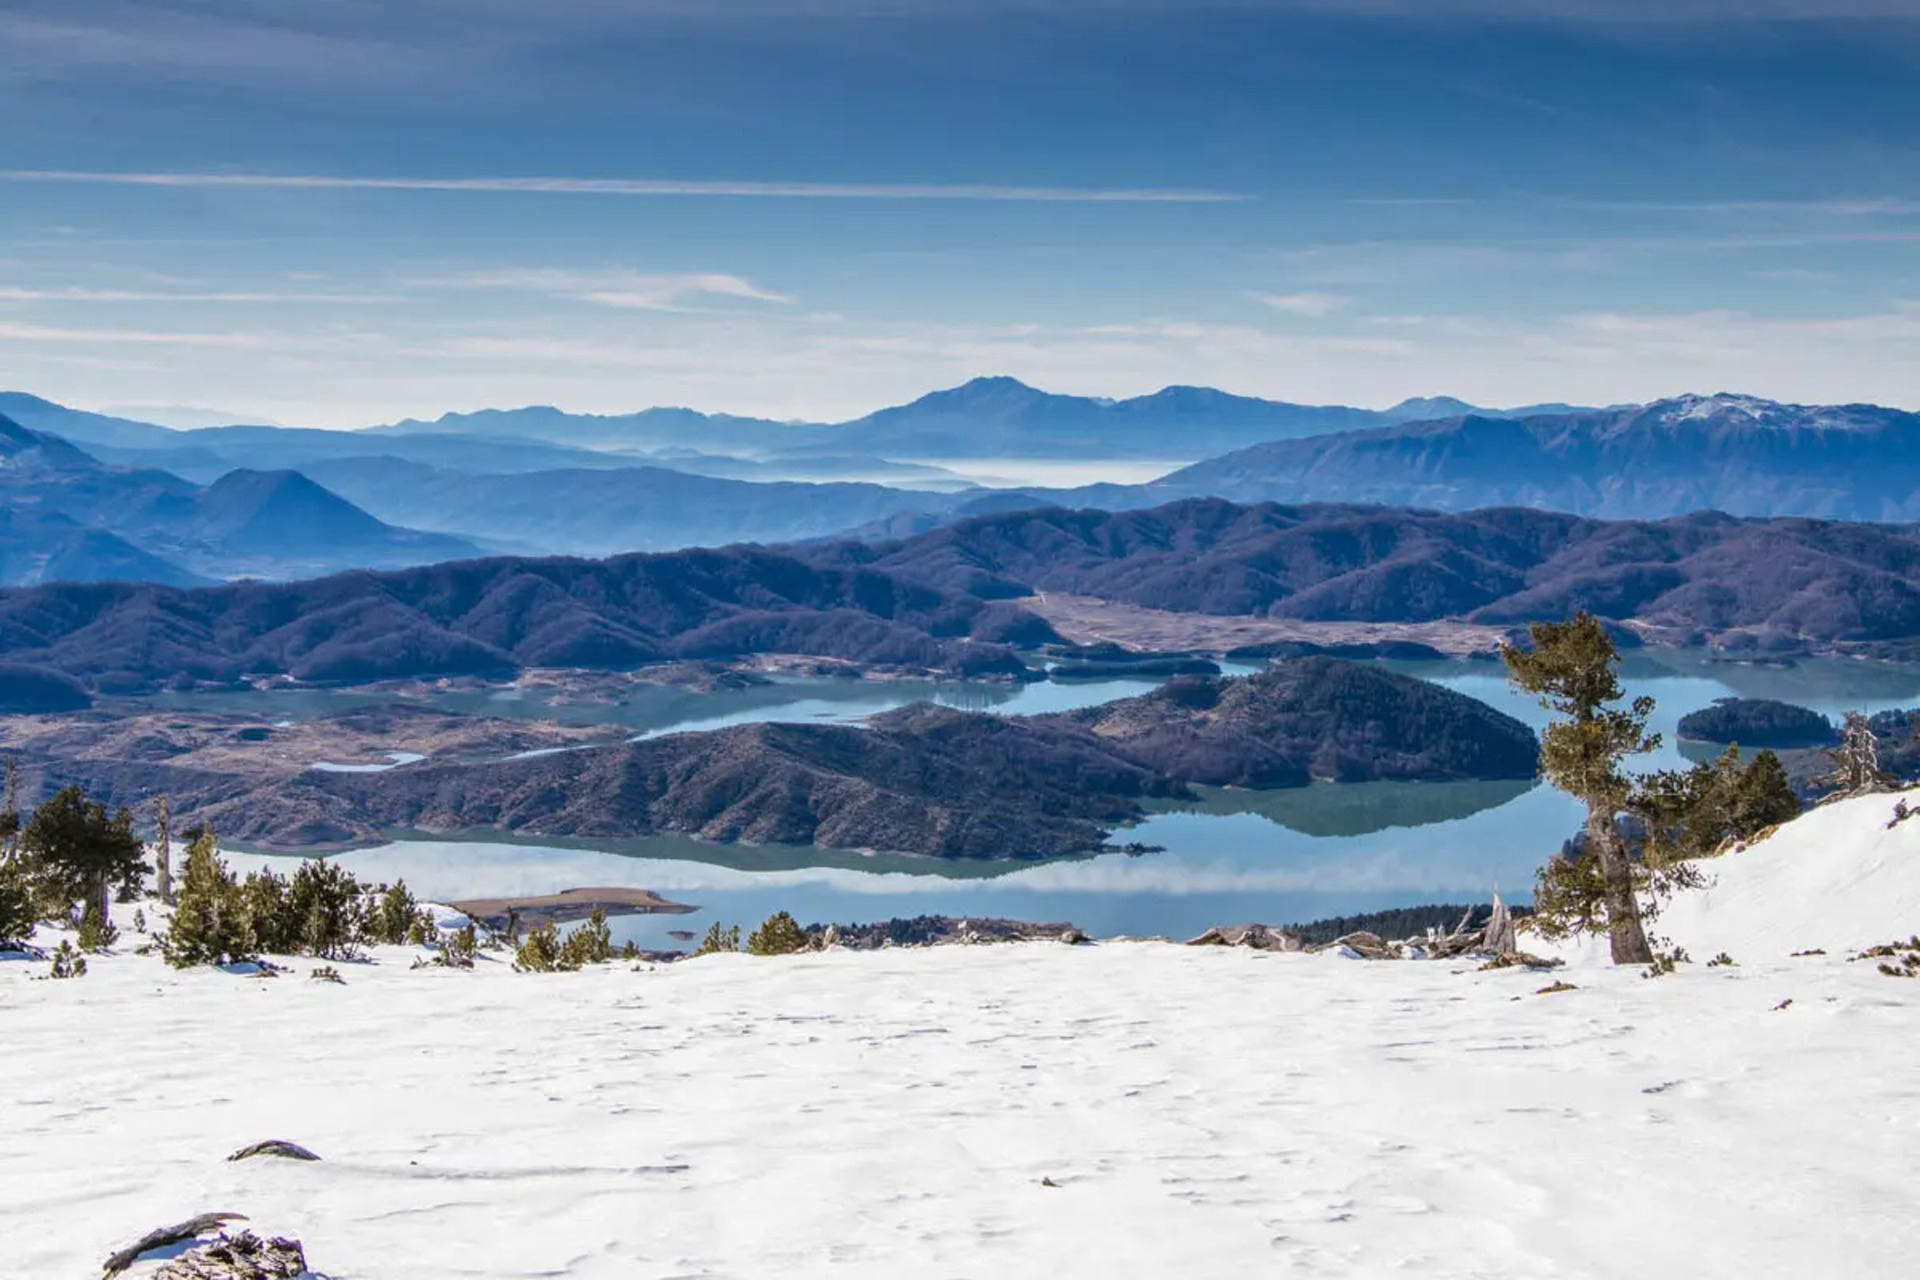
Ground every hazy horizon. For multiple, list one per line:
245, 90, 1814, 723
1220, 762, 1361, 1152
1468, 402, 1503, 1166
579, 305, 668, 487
17, 378, 1889, 438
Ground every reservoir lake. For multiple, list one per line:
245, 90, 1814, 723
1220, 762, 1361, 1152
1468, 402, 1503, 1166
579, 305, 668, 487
197, 653, 1920, 943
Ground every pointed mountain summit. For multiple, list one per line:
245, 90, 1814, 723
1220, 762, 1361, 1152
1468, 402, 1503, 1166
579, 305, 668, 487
172, 469, 418, 554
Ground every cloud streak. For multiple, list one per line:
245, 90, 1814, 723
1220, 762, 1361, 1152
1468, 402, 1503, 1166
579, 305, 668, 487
1257, 292, 1348, 317
0, 286, 394, 304
0, 170, 1247, 204
448, 270, 795, 311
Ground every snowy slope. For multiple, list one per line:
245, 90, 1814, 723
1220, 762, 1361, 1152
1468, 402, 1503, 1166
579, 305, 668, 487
1654, 786, 1920, 958
2, 795, 1917, 1278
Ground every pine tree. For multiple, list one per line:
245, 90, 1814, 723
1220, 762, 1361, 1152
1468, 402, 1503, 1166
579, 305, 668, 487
0, 859, 31, 949
514, 922, 564, 972
162, 828, 253, 967
240, 866, 298, 954
1505, 614, 1659, 964
1730, 749, 1800, 835
48, 939, 86, 979
371, 879, 422, 946
559, 908, 614, 968
747, 910, 808, 956
77, 899, 118, 952
288, 859, 365, 959
694, 922, 741, 956
0, 764, 30, 947
20, 785, 147, 932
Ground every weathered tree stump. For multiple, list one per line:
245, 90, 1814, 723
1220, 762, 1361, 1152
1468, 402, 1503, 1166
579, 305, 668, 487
1186, 923, 1303, 951
103, 1214, 247, 1276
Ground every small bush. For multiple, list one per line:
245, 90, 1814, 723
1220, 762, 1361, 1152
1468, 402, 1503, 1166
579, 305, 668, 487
48, 940, 86, 979
1856, 936, 1920, 978
371, 880, 424, 947
747, 911, 808, 956
1642, 947, 1691, 980
441, 921, 479, 968
77, 901, 118, 952
310, 965, 345, 984
132, 907, 147, 934
559, 908, 613, 968
694, 922, 741, 956
514, 922, 565, 972
1706, 951, 1736, 968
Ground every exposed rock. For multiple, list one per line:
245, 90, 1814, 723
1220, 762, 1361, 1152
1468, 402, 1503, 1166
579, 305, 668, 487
226, 1139, 320, 1163
805, 915, 1084, 949
153, 1231, 306, 1280
1480, 952, 1566, 971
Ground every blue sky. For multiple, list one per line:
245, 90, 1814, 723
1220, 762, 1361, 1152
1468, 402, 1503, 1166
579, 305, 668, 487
1, 1, 1918, 427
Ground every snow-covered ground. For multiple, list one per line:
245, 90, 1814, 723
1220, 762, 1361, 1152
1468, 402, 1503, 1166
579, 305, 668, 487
4, 792, 1918, 1279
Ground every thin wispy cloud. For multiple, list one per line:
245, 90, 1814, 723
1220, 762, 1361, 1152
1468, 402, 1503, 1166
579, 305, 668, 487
0, 286, 394, 304
449, 270, 794, 311
0, 171, 1247, 204
1257, 292, 1349, 318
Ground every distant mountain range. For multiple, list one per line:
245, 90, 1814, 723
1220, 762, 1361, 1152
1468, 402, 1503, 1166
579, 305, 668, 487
5, 380, 1604, 466
1121, 394, 1920, 521
366, 377, 1592, 460
10, 384, 1920, 590
0, 413, 479, 586
292, 459, 999, 558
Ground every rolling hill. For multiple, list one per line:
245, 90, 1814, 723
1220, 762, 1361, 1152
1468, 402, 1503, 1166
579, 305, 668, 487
816, 498, 1920, 655
0, 543, 1051, 693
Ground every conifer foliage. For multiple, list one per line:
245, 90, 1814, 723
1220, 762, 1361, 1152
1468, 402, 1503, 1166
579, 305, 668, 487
747, 911, 808, 956
513, 909, 615, 972
1514, 618, 1806, 961
1505, 615, 1660, 964
162, 829, 433, 968
19, 784, 146, 932
288, 859, 365, 960
514, 923, 564, 972
161, 829, 253, 968
1633, 746, 1802, 862
0, 763, 32, 948
695, 922, 742, 956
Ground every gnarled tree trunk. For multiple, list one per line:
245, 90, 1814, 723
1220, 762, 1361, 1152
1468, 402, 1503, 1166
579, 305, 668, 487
1587, 805, 1652, 964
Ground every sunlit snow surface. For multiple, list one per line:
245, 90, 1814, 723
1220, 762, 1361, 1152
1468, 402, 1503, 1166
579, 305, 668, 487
5, 791, 1918, 1277
308, 751, 427, 774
